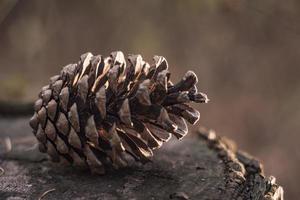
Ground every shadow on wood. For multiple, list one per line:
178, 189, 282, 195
0, 117, 283, 200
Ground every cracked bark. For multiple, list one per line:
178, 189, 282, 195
0, 117, 283, 200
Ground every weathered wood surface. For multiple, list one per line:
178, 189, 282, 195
0, 117, 283, 200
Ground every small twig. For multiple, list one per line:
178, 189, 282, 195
38, 188, 56, 200
0, 166, 4, 176
24, 143, 39, 151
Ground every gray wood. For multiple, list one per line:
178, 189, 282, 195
0, 117, 283, 200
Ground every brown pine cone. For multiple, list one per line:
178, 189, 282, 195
29, 51, 209, 174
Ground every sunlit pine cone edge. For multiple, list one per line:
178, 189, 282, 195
29, 51, 209, 174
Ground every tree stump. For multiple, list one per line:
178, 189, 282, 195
0, 117, 283, 200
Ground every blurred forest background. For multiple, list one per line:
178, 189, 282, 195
0, 0, 299, 199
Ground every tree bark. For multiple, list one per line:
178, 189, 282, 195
0, 117, 283, 200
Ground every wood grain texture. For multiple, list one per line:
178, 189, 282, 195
0, 117, 283, 200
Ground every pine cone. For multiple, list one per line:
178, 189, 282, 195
29, 51, 209, 174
